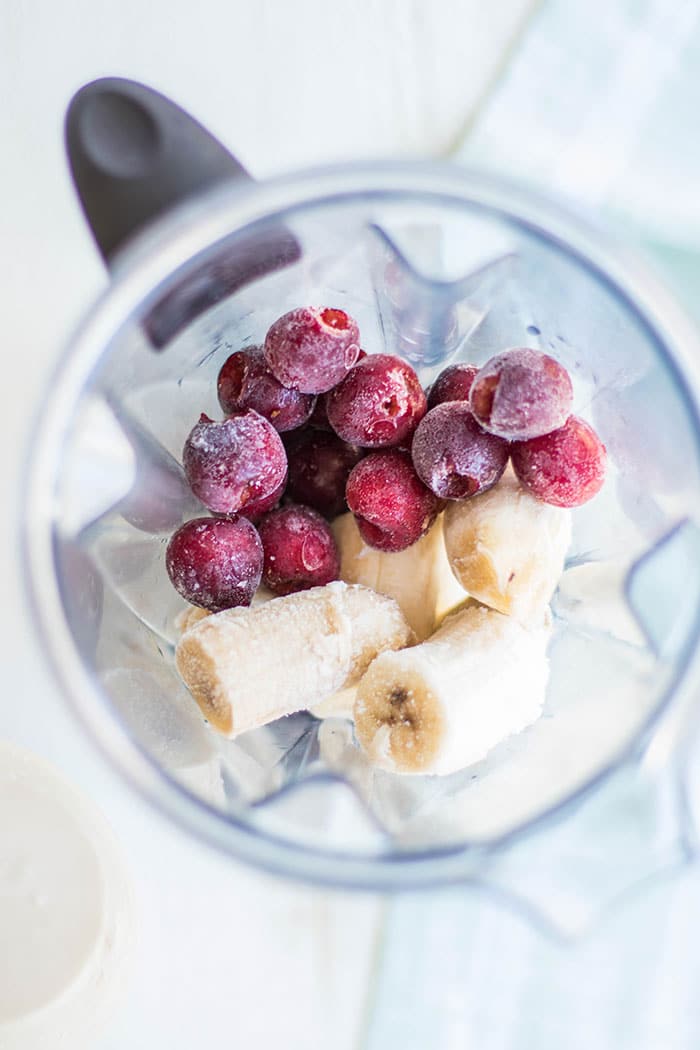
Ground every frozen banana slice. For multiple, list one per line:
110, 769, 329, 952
332, 513, 467, 641
176, 581, 412, 738
174, 586, 276, 636
310, 684, 357, 720
332, 512, 439, 641
443, 471, 571, 625
314, 515, 465, 715
174, 605, 210, 634
355, 602, 550, 776
433, 516, 471, 625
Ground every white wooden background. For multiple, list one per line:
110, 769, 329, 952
0, 2, 535, 1047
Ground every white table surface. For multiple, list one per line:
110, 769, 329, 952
0, 2, 534, 1045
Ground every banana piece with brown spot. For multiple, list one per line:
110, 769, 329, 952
354, 602, 550, 776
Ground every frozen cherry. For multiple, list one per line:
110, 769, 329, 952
258, 504, 340, 595
326, 354, 427, 448
411, 402, 509, 500
216, 472, 287, 523
264, 307, 361, 394
280, 426, 308, 455
217, 345, 316, 432
470, 348, 573, 440
286, 430, 363, 518
183, 411, 287, 515
511, 415, 607, 507
166, 516, 263, 611
307, 352, 368, 430
346, 451, 440, 552
308, 394, 332, 431
427, 363, 478, 409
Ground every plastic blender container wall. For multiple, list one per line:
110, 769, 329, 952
23, 166, 700, 894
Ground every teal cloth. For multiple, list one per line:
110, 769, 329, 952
455, 0, 700, 321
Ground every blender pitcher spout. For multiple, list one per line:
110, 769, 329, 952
477, 759, 697, 941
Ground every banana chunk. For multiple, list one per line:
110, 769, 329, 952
176, 581, 412, 737
310, 684, 357, 720
433, 517, 472, 625
443, 471, 571, 625
354, 602, 550, 776
174, 585, 276, 636
332, 513, 466, 641
174, 604, 210, 634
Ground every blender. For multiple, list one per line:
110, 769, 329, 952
23, 77, 700, 934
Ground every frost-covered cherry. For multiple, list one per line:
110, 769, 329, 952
258, 504, 340, 595
286, 430, 363, 518
411, 402, 509, 500
470, 348, 573, 441
166, 516, 263, 611
217, 345, 316, 431
511, 415, 606, 507
345, 451, 440, 552
263, 307, 361, 394
182, 411, 287, 516
427, 363, 478, 409
326, 354, 427, 448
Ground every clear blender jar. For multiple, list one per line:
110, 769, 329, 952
23, 78, 700, 930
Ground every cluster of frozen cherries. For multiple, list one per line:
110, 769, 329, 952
166, 306, 606, 613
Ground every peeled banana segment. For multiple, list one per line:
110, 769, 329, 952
443, 471, 571, 626
434, 516, 471, 625
176, 581, 412, 737
333, 512, 467, 642
354, 602, 550, 776
310, 684, 357, 721
174, 585, 276, 636
174, 604, 210, 634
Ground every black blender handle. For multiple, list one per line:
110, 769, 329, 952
65, 77, 300, 348
65, 77, 251, 266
